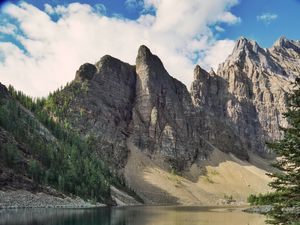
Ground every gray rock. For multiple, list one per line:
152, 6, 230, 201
57, 37, 298, 172
214, 37, 292, 157
132, 45, 203, 170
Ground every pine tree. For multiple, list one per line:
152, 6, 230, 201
265, 78, 300, 224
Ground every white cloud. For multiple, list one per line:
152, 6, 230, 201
94, 3, 107, 15
218, 11, 241, 24
257, 13, 278, 25
202, 39, 235, 71
0, 0, 239, 97
215, 25, 225, 32
125, 0, 144, 9
0, 24, 16, 35
44, 3, 54, 14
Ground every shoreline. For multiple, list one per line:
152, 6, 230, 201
0, 190, 105, 210
1, 189, 259, 211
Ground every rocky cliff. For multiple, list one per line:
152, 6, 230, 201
131, 46, 203, 170
1, 36, 298, 205
191, 37, 294, 158
60, 37, 296, 173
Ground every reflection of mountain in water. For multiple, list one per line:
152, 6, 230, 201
0, 206, 266, 225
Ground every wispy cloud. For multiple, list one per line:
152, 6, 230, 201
125, 0, 143, 9
215, 25, 225, 32
0, 1, 239, 96
257, 13, 278, 25
0, 24, 16, 35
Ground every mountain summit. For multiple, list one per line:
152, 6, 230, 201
1, 37, 298, 206
47, 38, 295, 203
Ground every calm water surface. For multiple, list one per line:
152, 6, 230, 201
0, 206, 267, 225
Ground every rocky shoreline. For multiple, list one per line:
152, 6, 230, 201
0, 190, 105, 209
243, 205, 272, 214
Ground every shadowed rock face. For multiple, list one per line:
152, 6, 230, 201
132, 45, 203, 170
59, 55, 137, 170
0, 82, 8, 97
190, 66, 249, 160
75, 63, 97, 80
59, 37, 297, 172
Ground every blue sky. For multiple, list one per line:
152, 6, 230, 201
2, 0, 299, 47
0, 0, 299, 96
221, 0, 300, 47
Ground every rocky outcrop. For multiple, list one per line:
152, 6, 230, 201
131, 45, 203, 170
190, 66, 249, 160
0, 82, 8, 98
269, 37, 300, 79
190, 37, 295, 158
60, 55, 136, 170
1, 37, 298, 206
57, 37, 297, 173
63, 46, 207, 171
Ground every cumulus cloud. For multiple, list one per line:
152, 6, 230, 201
257, 13, 278, 25
202, 39, 235, 71
218, 11, 241, 24
0, 0, 240, 96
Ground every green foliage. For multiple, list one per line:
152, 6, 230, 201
247, 193, 279, 206
28, 159, 43, 183
250, 78, 300, 224
1, 85, 112, 203
0, 142, 19, 168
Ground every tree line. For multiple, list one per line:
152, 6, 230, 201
248, 79, 300, 224
0, 85, 114, 203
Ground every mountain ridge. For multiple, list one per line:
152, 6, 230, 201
0, 36, 298, 206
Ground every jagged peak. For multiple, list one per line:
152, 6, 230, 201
193, 65, 209, 80
272, 36, 300, 53
220, 37, 266, 68
0, 82, 8, 96
0, 82, 9, 97
273, 36, 288, 47
75, 63, 97, 80
98, 54, 124, 66
136, 44, 156, 64
136, 45, 166, 74
233, 36, 261, 53
95, 54, 133, 71
209, 67, 216, 76
193, 65, 201, 80
137, 45, 152, 58
234, 36, 248, 49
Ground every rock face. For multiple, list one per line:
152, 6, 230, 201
59, 37, 297, 173
1, 37, 298, 205
190, 66, 249, 160
191, 37, 293, 158
0, 82, 8, 98
60, 55, 136, 170
131, 46, 203, 170
62, 47, 206, 171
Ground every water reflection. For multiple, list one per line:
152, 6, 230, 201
0, 206, 267, 225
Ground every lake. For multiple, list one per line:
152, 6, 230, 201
0, 206, 267, 225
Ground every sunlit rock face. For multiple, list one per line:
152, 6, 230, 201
191, 37, 294, 158
61, 37, 297, 172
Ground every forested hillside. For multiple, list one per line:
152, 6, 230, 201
0, 83, 129, 205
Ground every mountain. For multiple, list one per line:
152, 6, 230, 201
1, 36, 298, 206
0, 81, 139, 207
192, 36, 294, 159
